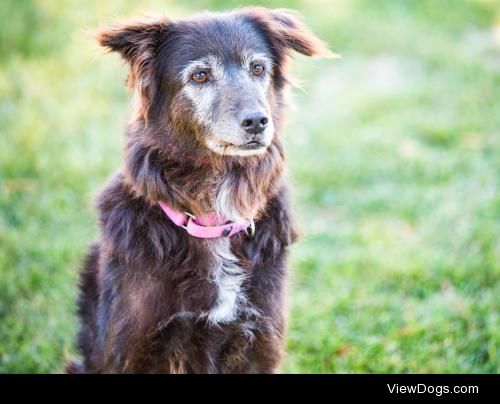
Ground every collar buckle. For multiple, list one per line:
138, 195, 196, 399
181, 212, 196, 229
246, 219, 256, 238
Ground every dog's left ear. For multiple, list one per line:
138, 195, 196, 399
265, 9, 334, 57
96, 18, 171, 123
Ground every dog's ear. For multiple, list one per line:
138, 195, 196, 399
264, 9, 334, 57
97, 18, 170, 61
96, 18, 171, 123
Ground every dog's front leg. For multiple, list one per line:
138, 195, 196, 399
231, 189, 296, 374
219, 317, 285, 374
94, 262, 169, 373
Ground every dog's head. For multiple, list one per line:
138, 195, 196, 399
98, 8, 331, 157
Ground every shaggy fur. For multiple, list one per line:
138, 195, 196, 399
68, 7, 330, 373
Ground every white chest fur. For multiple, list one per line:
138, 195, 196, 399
205, 238, 247, 324
205, 178, 249, 324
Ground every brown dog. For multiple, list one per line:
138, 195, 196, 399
68, 7, 330, 373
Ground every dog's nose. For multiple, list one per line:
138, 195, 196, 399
240, 112, 269, 134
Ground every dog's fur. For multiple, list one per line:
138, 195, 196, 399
68, 7, 330, 373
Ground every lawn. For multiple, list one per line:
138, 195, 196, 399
1, 0, 499, 373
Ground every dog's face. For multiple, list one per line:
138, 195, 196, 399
171, 16, 275, 156
98, 8, 331, 157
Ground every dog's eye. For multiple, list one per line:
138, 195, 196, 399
252, 64, 265, 76
191, 71, 208, 83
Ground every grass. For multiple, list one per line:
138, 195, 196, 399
1, 0, 500, 373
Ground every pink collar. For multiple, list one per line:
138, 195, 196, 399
159, 201, 255, 239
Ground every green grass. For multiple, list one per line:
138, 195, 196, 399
1, 0, 500, 373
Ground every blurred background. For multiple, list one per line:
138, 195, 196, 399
1, 0, 500, 373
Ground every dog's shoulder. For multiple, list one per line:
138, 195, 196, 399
94, 171, 179, 264
234, 185, 298, 268
95, 172, 146, 220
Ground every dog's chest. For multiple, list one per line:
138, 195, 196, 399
203, 180, 253, 324
204, 238, 247, 324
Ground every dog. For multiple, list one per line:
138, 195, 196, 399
67, 7, 331, 373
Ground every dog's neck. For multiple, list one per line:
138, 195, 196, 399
123, 130, 285, 221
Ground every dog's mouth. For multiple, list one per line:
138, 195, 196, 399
243, 140, 266, 150
219, 140, 265, 149
209, 139, 268, 156
228, 140, 268, 155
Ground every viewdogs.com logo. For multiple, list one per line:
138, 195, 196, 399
387, 384, 478, 397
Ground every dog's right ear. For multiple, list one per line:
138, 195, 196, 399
96, 18, 172, 123
97, 18, 171, 63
